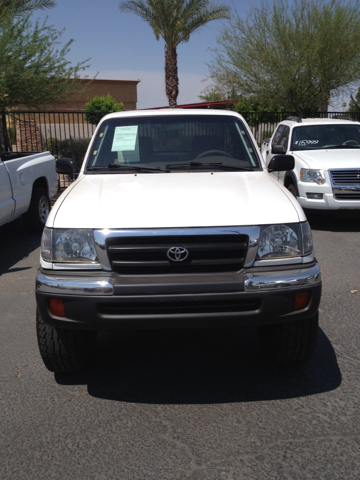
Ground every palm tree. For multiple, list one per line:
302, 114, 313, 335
119, 0, 231, 107
0, 0, 56, 17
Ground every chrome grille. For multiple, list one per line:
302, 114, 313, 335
330, 169, 360, 184
329, 169, 360, 200
106, 233, 249, 275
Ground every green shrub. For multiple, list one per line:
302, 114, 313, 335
57, 137, 91, 171
85, 94, 124, 125
44, 137, 60, 156
8, 126, 16, 145
262, 130, 274, 140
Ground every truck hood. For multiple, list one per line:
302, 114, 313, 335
293, 148, 360, 169
49, 172, 304, 229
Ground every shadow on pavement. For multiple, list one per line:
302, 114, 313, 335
0, 218, 42, 275
306, 210, 360, 233
56, 322, 341, 404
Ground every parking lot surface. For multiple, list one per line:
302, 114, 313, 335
0, 214, 359, 479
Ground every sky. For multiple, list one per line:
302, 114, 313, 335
31, 0, 349, 111
30, 0, 256, 109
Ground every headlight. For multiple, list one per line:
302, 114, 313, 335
257, 222, 313, 260
301, 221, 313, 256
41, 228, 99, 264
41, 227, 52, 262
300, 168, 326, 185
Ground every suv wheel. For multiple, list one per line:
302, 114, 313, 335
36, 309, 97, 373
287, 183, 298, 198
257, 312, 319, 366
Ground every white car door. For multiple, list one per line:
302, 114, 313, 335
0, 159, 15, 225
277, 126, 291, 184
265, 124, 287, 180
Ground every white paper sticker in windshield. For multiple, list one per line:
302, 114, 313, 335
111, 126, 138, 151
295, 140, 319, 146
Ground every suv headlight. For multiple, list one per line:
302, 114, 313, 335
41, 228, 99, 264
256, 222, 313, 260
300, 168, 326, 185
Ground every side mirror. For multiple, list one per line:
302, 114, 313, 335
268, 155, 294, 172
271, 144, 285, 154
56, 158, 77, 175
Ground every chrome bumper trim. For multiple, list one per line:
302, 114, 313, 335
243, 264, 321, 291
36, 274, 114, 296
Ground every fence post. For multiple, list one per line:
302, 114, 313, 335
1, 114, 12, 152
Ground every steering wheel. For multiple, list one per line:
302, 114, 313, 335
196, 150, 232, 159
342, 140, 359, 146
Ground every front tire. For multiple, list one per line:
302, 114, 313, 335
36, 309, 97, 373
23, 187, 50, 232
257, 312, 319, 366
287, 183, 298, 198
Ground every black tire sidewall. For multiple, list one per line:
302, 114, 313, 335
23, 187, 50, 232
287, 183, 298, 198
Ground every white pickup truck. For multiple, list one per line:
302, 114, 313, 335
35, 109, 322, 373
0, 151, 58, 231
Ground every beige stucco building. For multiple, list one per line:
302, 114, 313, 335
56, 78, 140, 111
4, 78, 140, 152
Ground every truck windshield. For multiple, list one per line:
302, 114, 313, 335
291, 124, 360, 151
85, 114, 261, 172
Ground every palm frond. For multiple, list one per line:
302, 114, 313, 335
1, 0, 56, 14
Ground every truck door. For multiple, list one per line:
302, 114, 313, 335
0, 159, 15, 225
277, 126, 291, 184
266, 124, 286, 180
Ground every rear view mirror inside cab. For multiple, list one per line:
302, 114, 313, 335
160, 122, 186, 131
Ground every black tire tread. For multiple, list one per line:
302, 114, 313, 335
23, 187, 49, 232
36, 309, 96, 373
258, 312, 319, 366
287, 183, 298, 198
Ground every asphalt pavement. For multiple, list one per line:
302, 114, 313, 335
0, 213, 359, 479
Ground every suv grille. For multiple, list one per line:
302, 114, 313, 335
106, 234, 249, 275
329, 169, 360, 200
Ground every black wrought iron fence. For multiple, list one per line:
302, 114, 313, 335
239, 111, 360, 145
1, 109, 359, 190
0, 110, 102, 188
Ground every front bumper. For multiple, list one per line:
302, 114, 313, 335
297, 193, 360, 210
297, 183, 360, 210
36, 263, 322, 330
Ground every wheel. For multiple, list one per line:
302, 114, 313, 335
36, 309, 97, 373
23, 187, 50, 232
196, 150, 232, 159
257, 312, 319, 366
287, 183, 298, 198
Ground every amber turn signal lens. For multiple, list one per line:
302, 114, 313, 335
294, 291, 310, 311
49, 299, 65, 317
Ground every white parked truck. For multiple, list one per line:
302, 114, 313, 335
261, 116, 360, 210
0, 151, 58, 231
35, 109, 322, 373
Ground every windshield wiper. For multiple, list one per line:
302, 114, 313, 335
166, 161, 254, 171
86, 164, 169, 173
324, 144, 360, 149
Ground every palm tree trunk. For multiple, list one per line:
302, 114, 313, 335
165, 46, 179, 108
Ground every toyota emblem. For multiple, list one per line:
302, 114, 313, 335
167, 246, 189, 262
